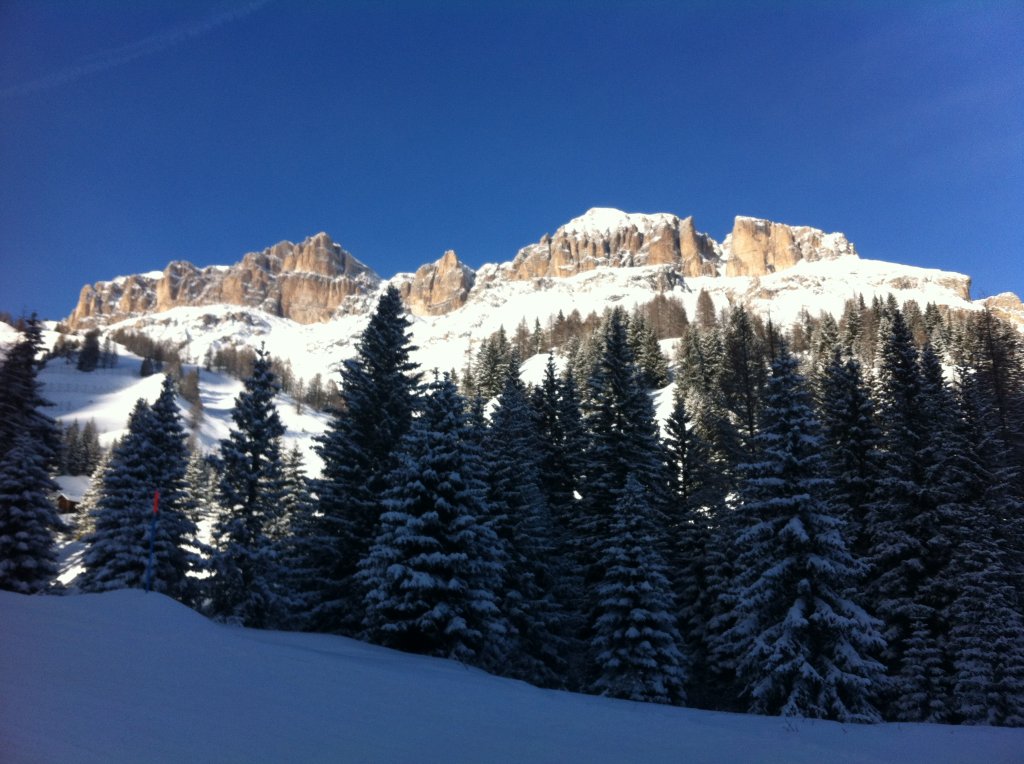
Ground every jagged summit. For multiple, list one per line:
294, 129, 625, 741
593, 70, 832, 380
557, 208, 682, 238
65, 208, 1001, 335
69, 233, 380, 328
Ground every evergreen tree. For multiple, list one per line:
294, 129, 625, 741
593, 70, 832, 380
628, 313, 670, 388
76, 329, 101, 372
358, 375, 507, 667
474, 327, 512, 398
0, 316, 60, 468
722, 346, 885, 722
580, 307, 668, 557
866, 312, 955, 722
944, 368, 1024, 726
486, 370, 569, 688
310, 285, 421, 634
662, 385, 721, 706
80, 419, 103, 475
721, 305, 767, 460
589, 474, 687, 705
0, 434, 63, 593
530, 355, 584, 529
183, 448, 220, 530
80, 398, 200, 601
817, 349, 883, 559
61, 420, 84, 475
208, 346, 287, 628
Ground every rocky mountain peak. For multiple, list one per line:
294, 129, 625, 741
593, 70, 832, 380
508, 207, 721, 281
68, 234, 380, 329
397, 250, 476, 317
723, 216, 857, 277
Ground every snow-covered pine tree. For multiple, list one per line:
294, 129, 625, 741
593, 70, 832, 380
208, 346, 286, 628
184, 449, 220, 530
530, 355, 585, 535
485, 369, 569, 688
962, 309, 1024, 494
60, 420, 83, 475
0, 433, 63, 593
721, 345, 885, 722
310, 285, 421, 634
80, 397, 200, 601
721, 305, 768, 462
662, 385, 721, 706
945, 367, 1024, 726
580, 308, 669, 567
627, 313, 670, 388
866, 311, 957, 722
0, 316, 60, 468
817, 348, 883, 559
589, 473, 687, 705
148, 375, 201, 565
359, 375, 507, 667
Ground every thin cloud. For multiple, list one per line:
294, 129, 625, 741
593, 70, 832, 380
0, 0, 274, 99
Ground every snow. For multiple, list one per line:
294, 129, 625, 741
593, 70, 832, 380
38, 343, 329, 472
1, 589, 1020, 763
558, 207, 679, 237
53, 474, 91, 502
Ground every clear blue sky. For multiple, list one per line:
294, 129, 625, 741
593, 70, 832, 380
1, 1, 1021, 320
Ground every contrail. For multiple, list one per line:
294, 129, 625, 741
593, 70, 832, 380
1, 0, 274, 99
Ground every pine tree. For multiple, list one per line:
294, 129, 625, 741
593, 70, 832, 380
721, 346, 885, 722
817, 349, 883, 559
721, 305, 767, 461
866, 312, 955, 722
0, 434, 63, 593
486, 370, 569, 687
628, 313, 670, 388
80, 398, 200, 601
662, 385, 721, 706
589, 474, 687, 705
76, 329, 101, 372
358, 375, 507, 667
580, 308, 669, 562
208, 346, 287, 628
61, 420, 83, 475
0, 316, 60, 468
944, 368, 1024, 726
310, 285, 421, 634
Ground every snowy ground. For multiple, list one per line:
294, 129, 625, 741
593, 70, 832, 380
2, 590, 1021, 764
38, 342, 330, 470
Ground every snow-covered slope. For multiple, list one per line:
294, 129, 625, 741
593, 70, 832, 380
93, 251, 983, 387
2, 589, 1020, 764
38, 341, 329, 470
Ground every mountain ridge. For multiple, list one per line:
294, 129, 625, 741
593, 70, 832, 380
67, 209, 919, 329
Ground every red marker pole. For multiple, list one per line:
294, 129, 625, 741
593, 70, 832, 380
145, 490, 160, 593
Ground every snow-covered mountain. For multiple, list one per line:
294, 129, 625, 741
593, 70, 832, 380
3, 589, 1020, 763
57, 208, 1022, 383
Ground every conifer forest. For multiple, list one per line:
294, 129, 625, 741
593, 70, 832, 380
2, 286, 1023, 727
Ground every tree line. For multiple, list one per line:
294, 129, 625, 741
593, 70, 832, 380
2, 288, 1023, 726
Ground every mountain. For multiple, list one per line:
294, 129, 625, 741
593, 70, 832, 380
61, 208, 1020, 377
69, 232, 380, 327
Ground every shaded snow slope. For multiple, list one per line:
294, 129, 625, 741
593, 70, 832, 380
1, 591, 1021, 764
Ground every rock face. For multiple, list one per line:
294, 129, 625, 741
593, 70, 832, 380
69, 208, 984, 332
983, 292, 1024, 328
723, 216, 858, 277
69, 233, 380, 328
507, 208, 721, 280
398, 250, 476, 317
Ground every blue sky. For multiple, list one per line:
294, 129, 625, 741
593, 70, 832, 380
1, 1, 1021, 320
